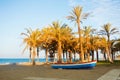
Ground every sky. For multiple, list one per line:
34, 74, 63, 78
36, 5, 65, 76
0, 0, 120, 58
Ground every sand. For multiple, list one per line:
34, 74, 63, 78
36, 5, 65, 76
0, 64, 120, 80
17, 62, 45, 66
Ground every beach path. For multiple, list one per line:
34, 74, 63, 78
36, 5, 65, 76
97, 69, 120, 80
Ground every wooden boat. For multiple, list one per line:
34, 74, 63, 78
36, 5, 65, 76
51, 61, 97, 69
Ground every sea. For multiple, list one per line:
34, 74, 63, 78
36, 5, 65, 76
0, 58, 78, 64
0, 58, 47, 64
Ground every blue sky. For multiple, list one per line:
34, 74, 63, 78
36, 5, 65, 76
0, 0, 120, 58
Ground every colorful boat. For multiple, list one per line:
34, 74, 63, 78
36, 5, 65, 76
51, 61, 97, 69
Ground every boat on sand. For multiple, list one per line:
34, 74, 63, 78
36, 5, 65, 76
51, 60, 97, 69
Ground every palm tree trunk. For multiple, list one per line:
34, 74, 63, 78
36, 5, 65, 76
45, 48, 49, 63
73, 50, 76, 61
111, 52, 115, 61
114, 51, 116, 60
57, 41, 62, 63
96, 50, 99, 61
87, 53, 90, 62
103, 52, 107, 61
63, 50, 65, 62
91, 50, 94, 61
32, 47, 36, 65
37, 47, 39, 62
53, 50, 55, 62
106, 47, 113, 63
66, 50, 68, 62
111, 49, 115, 61
69, 50, 72, 63
111, 50, 115, 61
78, 21, 84, 62
29, 53, 31, 62
29, 47, 32, 62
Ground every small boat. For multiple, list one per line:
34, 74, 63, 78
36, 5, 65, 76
51, 61, 97, 69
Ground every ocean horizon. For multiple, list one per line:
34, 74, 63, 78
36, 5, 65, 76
1, 58, 119, 64
0, 58, 79, 64
0, 58, 47, 64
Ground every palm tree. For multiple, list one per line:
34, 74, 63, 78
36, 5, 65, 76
50, 21, 72, 63
99, 37, 113, 62
48, 40, 57, 62
63, 37, 78, 63
29, 47, 32, 62
67, 6, 90, 62
99, 23, 119, 62
88, 27, 101, 61
41, 27, 53, 63
94, 36, 104, 61
21, 28, 41, 65
89, 36, 96, 61
82, 26, 93, 61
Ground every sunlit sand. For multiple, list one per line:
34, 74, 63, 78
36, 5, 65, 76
17, 62, 45, 66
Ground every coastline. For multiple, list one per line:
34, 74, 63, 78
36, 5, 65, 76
0, 58, 47, 66
0, 62, 46, 66
17, 62, 45, 66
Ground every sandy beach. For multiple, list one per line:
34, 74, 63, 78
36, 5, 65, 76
0, 63, 120, 80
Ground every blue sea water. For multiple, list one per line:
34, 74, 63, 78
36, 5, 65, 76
0, 58, 77, 64
0, 58, 47, 64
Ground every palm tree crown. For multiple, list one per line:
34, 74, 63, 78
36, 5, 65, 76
99, 23, 119, 42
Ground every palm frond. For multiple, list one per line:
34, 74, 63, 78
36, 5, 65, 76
81, 12, 90, 19
110, 28, 119, 34
22, 44, 29, 54
66, 16, 76, 21
21, 33, 29, 37
25, 28, 32, 34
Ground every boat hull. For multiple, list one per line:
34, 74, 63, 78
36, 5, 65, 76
51, 61, 97, 69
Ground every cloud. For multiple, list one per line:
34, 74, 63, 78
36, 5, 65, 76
86, 0, 120, 27
91, 0, 120, 15
68, 0, 77, 7
67, 0, 120, 28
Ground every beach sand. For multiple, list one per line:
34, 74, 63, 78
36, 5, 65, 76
0, 64, 120, 80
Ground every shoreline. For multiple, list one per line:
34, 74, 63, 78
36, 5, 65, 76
17, 62, 45, 66
0, 62, 46, 66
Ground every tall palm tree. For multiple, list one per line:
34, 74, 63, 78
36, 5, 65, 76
21, 28, 41, 65
67, 6, 90, 62
99, 23, 119, 62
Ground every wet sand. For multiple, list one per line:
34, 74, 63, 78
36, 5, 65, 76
0, 64, 120, 80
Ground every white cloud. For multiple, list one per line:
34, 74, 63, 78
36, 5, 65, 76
67, 0, 120, 28
86, 0, 120, 27
68, 0, 77, 7
67, 0, 120, 39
